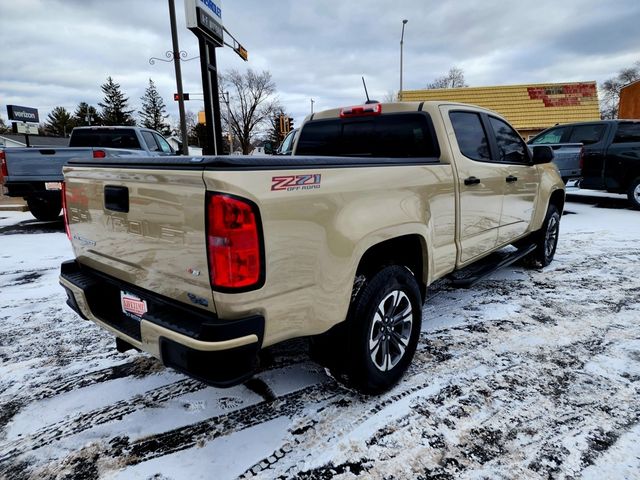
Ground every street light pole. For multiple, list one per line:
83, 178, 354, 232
168, 0, 189, 155
310, 98, 315, 114
399, 19, 408, 101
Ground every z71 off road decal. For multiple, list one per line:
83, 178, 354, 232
271, 174, 321, 191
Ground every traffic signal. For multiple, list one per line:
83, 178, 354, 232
173, 93, 190, 101
287, 117, 294, 132
235, 45, 248, 62
278, 115, 285, 135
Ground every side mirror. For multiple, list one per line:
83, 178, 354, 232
531, 145, 554, 164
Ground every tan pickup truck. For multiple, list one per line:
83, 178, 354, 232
59, 101, 565, 393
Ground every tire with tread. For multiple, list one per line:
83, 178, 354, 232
524, 204, 561, 268
321, 265, 423, 394
627, 177, 640, 210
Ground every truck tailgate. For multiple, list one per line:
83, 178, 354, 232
64, 164, 215, 313
5, 148, 92, 181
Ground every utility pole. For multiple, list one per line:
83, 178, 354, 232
399, 19, 408, 101
168, 0, 189, 155
310, 98, 315, 114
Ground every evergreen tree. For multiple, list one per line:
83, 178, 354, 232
98, 76, 136, 126
44, 106, 75, 137
0, 115, 10, 134
139, 79, 170, 134
74, 102, 100, 126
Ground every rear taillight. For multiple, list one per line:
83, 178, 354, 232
206, 193, 263, 290
62, 182, 71, 240
339, 103, 382, 118
0, 150, 7, 182
93, 149, 106, 158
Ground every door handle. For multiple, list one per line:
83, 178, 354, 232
506, 175, 518, 183
464, 176, 481, 186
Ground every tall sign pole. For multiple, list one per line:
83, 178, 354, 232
168, 0, 189, 155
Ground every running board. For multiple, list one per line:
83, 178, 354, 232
450, 244, 536, 288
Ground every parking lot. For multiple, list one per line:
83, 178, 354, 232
1, 192, 639, 480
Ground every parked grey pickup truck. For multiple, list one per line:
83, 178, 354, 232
527, 130, 583, 184
0, 126, 175, 220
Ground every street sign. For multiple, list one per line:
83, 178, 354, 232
185, 0, 223, 47
7, 105, 39, 123
16, 122, 38, 135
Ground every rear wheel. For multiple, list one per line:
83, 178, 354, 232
627, 177, 640, 210
27, 194, 62, 221
339, 265, 423, 394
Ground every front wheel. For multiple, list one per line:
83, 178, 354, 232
627, 177, 640, 210
344, 265, 423, 394
525, 204, 561, 268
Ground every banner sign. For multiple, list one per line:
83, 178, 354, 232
7, 105, 39, 123
185, 0, 223, 46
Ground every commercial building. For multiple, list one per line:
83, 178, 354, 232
401, 81, 601, 139
618, 80, 640, 119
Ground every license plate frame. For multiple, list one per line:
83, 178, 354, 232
120, 291, 148, 321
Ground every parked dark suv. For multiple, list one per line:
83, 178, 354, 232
529, 120, 640, 209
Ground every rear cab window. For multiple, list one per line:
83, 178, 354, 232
69, 129, 142, 150
296, 112, 440, 159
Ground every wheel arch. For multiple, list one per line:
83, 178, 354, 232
355, 233, 428, 300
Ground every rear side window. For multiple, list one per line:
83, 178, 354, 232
568, 124, 606, 144
449, 111, 491, 161
530, 126, 567, 144
296, 113, 439, 158
613, 123, 640, 143
69, 129, 141, 149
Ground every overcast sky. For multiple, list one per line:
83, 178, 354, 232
1, 0, 639, 129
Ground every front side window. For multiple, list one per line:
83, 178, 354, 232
142, 131, 159, 152
449, 111, 491, 161
154, 133, 173, 153
568, 124, 606, 145
613, 123, 640, 143
489, 116, 527, 164
530, 126, 567, 144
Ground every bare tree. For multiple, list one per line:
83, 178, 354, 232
219, 69, 281, 154
600, 61, 640, 119
427, 66, 468, 89
383, 91, 398, 102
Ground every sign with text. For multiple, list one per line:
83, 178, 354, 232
16, 122, 38, 135
185, 0, 223, 46
7, 105, 39, 123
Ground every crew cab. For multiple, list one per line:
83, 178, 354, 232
0, 126, 175, 220
59, 102, 565, 393
529, 120, 640, 208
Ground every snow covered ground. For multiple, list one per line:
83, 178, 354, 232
1, 194, 639, 480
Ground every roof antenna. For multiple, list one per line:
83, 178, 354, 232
362, 76, 379, 104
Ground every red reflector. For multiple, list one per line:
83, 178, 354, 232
206, 193, 262, 290
340, 103, 382, 118
62, 182, 71, 241
93, 149, 106, 158
0, 150, 7, 182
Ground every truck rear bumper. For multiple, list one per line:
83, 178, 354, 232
59, 260, 264, 387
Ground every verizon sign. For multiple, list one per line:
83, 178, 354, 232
7, 105, 39, 123
185, 0, 223, 46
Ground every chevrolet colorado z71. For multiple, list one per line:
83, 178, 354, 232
59, 101, 565, 393
0, 126, 175, 220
